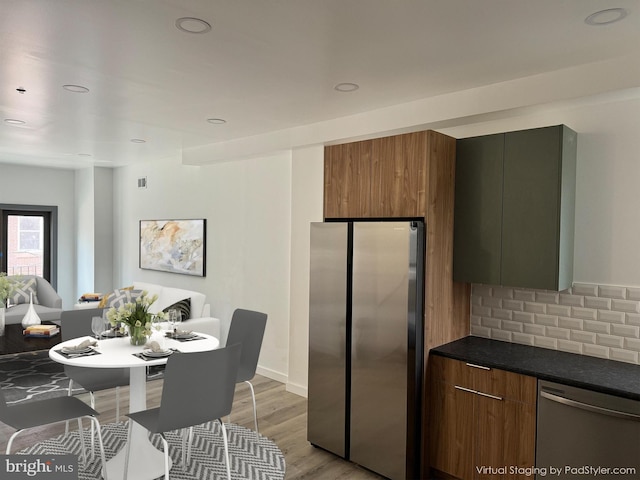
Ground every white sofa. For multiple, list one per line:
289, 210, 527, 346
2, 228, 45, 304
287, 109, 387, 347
132, 281, 220, 339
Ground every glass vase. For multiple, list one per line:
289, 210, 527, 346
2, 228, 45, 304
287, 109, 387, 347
129, 325, 148, 346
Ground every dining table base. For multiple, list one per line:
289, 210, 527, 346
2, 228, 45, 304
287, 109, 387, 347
105, 366, 173, 480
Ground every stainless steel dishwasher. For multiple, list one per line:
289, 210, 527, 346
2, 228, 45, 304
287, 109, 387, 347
536, 380, 640, 479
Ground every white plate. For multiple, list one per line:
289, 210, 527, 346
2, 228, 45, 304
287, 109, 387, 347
142, 349, 173, 358
61, 346, 93, 354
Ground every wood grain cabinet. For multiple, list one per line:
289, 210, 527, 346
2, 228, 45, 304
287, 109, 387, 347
453, 125, 577, 291
324, 131, 449, 219
429, 355, 537, 480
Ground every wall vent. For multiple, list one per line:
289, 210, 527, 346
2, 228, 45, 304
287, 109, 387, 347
137, 177, 147, 189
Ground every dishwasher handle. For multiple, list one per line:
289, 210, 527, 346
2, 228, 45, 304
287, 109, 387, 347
540, 390, 640, 422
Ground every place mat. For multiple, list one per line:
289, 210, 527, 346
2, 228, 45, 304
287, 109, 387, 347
55, 348, 102, 359
132, 348, 180, 362
100, 330, 127, 338
165, 333, 207, 342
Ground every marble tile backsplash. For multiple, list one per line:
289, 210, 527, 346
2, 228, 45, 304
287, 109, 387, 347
470, 283, 640, 365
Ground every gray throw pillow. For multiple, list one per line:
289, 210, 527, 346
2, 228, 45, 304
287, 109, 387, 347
9, 277, 39, 305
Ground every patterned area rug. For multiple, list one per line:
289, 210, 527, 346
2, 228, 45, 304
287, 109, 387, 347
0, 350, 82, 404
0, 350, 164, 404
19, 421, 286, 480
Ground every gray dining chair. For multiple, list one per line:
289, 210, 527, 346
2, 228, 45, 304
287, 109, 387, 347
61, 308, 130, 424
0, 387, 108, 478
226, 308, 268, 432
123, 345, 242, 480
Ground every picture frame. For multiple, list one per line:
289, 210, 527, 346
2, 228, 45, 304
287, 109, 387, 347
139, 219, 206, 277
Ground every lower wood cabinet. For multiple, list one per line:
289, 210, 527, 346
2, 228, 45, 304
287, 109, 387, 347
429, 355, 537, 480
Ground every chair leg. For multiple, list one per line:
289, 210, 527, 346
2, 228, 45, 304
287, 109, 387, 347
219, 419, 232, 480
77, 418, 87, 466
6, 429, 23, 454
160, 434, 171, 480
65, 379, 74, 434
245, 380, 258, 432
89, 416, 108, 480
123, 420, 134, 480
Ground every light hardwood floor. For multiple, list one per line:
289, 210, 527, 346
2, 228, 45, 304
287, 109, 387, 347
0, 374, 385, 479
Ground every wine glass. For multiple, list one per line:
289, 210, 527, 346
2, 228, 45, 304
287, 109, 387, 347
167, 309, 178, 336
91, 316, 104, 340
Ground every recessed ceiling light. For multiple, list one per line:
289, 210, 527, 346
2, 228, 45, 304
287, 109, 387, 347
334, 82, 360, 92
206, 118, 227, 125
176, 17, 212, 34
4, 118, 26, 125
63, 84, 90, 93
585, 8, 628, 25
130, 138, 146, 143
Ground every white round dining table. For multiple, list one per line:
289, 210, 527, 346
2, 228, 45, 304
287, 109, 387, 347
49, 331, 220, 480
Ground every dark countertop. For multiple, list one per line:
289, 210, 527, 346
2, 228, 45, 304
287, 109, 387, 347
430, 336, 640, 401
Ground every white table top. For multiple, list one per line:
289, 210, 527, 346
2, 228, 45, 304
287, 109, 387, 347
49, 332, 220, 368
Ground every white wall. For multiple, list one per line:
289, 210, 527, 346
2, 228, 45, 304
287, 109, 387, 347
0, 163, 76, 308
112, 153, 292, 380
75, 167, 94, 297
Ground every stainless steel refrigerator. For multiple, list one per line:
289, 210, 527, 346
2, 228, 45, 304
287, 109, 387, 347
307, 221, 424, 480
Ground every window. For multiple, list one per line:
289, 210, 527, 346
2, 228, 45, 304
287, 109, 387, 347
18, 216, 43, 251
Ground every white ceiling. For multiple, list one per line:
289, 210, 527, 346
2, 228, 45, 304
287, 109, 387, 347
1, 0, 639, 169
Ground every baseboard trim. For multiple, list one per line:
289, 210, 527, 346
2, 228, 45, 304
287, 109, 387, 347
256, 365, 288, 384
286, 382, 307, 398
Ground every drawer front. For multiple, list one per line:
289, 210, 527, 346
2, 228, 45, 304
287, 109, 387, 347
431, 355, 536, 404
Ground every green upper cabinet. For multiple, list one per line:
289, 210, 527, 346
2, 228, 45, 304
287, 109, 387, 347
453, 125, 577, 291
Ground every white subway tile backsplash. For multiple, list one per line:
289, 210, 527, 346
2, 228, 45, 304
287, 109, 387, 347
557, 339, 583, 354
502, 320, 524, 333
536, 292, 559, 304
472, 305, 492, 317
596, 334, 624, 348
583, 344, 609, 359
626, 314, 640, 327
482, 317, 502, 329
559, 294, 584, 307
534, 314, 558, 327
558, 317, 583, 330
471, 325, 491, 337
491, 329, 512, 342
470, 282, 640, 365
611, 299, 640, 314
514, 290, 536, 302
547, 304, 572, 317
610, 348, 638, 364
572, 284, 599, 296
503, 299, 524, 311
611, 324, 640, 338
534, 336, 557, 349
598, 310, 625, 324
571, 330, 597, 344
513, 311, 535, 323
584, 296, 611, 310
546, 326, 571, 340
625, 338, 640, 351
524, 302, 547, 314
626, 287, 640, 301
583, 320, 611, 334
483, 296, 503, 308
524, 323, 546, 336
492, 308, 513, 321
512, 332, 535, 346
598, 285, 627, 299
571, 307, 598, 321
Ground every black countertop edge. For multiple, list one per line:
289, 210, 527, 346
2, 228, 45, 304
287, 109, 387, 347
430, 336, 640, 401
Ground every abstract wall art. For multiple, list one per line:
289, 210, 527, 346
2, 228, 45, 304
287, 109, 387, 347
139, 219, 206, 277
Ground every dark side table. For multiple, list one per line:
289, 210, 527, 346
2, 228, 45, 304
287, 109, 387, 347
0, 323, 62, 356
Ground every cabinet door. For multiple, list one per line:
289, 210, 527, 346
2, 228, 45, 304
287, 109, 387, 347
453, 134, 503, 284
324, 141, 372, 218
371, 132, 426, 217
502, 126, 562, 289
430, 380, 475, 480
